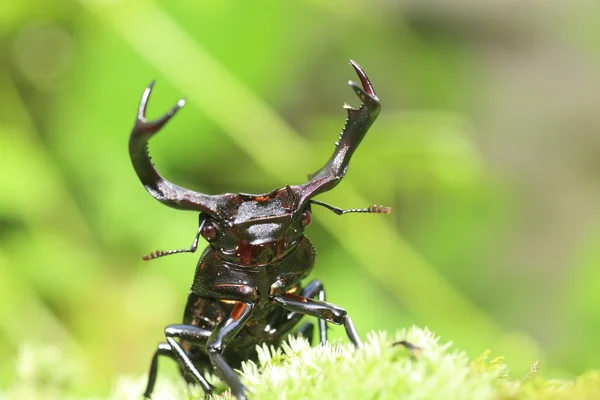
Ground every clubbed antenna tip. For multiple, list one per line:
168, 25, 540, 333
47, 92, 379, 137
369, 205, 391, 214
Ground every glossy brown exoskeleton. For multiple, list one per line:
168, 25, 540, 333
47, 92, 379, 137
130, 61, 389, 400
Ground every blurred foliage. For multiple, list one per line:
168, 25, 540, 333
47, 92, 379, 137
3, 328, 600, 399
1, 0, 600, 397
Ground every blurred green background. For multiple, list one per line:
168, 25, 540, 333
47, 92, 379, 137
2, 0, 600, 396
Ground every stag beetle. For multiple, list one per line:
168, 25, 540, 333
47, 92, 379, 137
130, 60, 389, 400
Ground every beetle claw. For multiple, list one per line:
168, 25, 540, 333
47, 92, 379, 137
349, 59, 378, 97
133, 81, 186, 137
299, 60, 381, 201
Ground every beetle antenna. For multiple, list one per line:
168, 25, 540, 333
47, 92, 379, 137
309, 200, 390, 215
142, 217, 206, 260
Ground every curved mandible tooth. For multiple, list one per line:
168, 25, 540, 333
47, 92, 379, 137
129, 82, 226, 216
294, 60, 382, 203
134, 81, 186, 136
349, 59, 378, 99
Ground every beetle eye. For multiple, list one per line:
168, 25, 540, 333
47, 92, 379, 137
301, 209, 312, 226
201, 222, 217, 241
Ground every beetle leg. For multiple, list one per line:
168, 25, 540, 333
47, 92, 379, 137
268, 279, 327, 344
299, 280, 328, 345
294, 322, 314, 343
393, 339, 422, 356
206, 302, 256, 400
271, 294, 362, 348
163, 324, 214, 396
143, 342, 175, 399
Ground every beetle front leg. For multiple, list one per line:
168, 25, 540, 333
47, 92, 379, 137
207, 302, 256, 400
163, 325, 214, 396
272, 294, 362, 348
294, 322, 315, 343
143, 342, 176, 398
269, 278, 328, 345
300, 280, 328, 345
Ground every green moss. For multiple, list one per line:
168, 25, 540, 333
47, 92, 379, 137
2, 327, 599, 400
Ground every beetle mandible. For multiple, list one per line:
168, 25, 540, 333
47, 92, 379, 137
130, 60, 389, 400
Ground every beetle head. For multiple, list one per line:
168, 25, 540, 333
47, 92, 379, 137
190, 186, 312, 265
